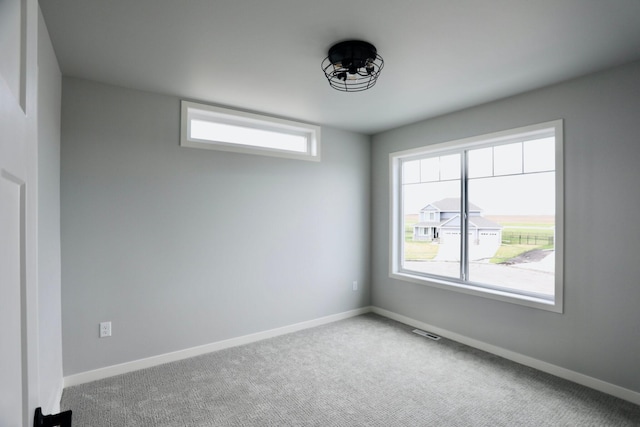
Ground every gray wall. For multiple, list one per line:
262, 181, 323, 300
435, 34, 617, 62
371, 60, 640, 393
37, 8, 63, 410
61, 78, 371, 375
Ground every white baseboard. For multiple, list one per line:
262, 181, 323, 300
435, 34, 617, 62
63, 305, 640, 407
371, 306, 640, 406
64, 306, 372, 387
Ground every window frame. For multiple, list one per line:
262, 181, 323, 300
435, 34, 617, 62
180, 100, 321, 161
389, 120, 564, 312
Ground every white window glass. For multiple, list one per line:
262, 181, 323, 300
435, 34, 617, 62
420, 157, 440, 182
403, 160, 421, 184
181, 101, 320, 161
440, 154, 461, 180
493, 142, 523, 176
524, 137, 555, 172
391, 120, 563, 312
190, 120, 308, 153
467, 170, 555, 297
468, 147, 493, 178
402, 153, 460, 280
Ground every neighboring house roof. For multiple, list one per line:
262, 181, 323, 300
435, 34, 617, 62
420, 197, 481, 213
439, 215, 502, 230
470, 217, 503, 229
414, 198, 502, 231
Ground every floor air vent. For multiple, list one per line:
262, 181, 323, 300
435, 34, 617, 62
412, 329, 441, 341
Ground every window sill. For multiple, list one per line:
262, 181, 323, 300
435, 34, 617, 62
390, 270, 563, 313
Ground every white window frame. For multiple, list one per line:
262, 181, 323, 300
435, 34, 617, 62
389, 120, 564, 312
181, 101, 321, 161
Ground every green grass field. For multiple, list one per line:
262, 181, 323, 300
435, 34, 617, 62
404, 241, 439, 260
404, 214, 554, 263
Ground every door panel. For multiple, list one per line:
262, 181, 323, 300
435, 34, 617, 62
0, 171, 26, 427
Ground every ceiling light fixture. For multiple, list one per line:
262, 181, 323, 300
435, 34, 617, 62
321, 40, 384, 92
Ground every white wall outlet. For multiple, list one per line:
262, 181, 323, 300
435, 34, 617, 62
352, 281, 358, 291
99, 321, 112, 338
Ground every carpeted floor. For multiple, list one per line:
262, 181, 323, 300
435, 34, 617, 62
62, 314, 640, 426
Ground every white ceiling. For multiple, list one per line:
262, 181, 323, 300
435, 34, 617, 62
40, 0, 640, 135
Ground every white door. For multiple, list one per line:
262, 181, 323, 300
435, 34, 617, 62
1, 1, 35, 425
0, 170, 27, 427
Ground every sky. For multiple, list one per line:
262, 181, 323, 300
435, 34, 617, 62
403, 172, 555, 216
402, 137, 556, 216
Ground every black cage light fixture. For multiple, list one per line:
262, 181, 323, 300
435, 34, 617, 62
321, 40, 384, 92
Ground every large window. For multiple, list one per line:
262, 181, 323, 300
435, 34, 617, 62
181, 101, 321, 161
390, 121, 563, 312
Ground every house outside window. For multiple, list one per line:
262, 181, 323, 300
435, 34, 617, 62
390, 120, 563, 312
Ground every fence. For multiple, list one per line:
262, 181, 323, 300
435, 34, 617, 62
502, 232, 554, 246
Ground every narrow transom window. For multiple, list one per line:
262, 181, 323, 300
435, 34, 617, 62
181, 101, 321, 161
390, 120, 563, 312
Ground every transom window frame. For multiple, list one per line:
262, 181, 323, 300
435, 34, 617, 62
389, 120, 564, 313
181, 100, 321, 161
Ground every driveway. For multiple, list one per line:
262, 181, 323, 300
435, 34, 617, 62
405, 251, 555, 297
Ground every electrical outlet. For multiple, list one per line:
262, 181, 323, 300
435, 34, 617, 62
352, 281, 358, 291
100, 321, 112, 338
